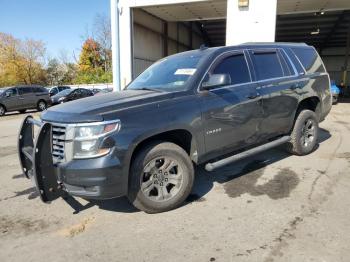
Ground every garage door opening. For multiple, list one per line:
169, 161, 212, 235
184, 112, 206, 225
132, 0, 227, 77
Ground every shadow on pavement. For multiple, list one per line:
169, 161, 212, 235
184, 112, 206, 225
184, 127, 331, 205
15, 128, 331, 214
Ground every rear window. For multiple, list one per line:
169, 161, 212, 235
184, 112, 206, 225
250, 50, 284, 80
291, 47, 325, 74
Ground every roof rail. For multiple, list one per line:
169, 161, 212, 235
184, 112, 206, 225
240, 42, 308, 46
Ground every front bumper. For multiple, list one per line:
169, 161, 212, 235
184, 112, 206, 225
18, 116, 128, 203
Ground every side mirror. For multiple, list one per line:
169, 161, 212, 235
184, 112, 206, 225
202, 74, 231, 90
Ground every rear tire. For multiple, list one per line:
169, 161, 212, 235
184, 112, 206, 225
332, 96, 338, 104
128, 142, 194, 213
286, 110, 319, 156
37, 100, 47, 111
0, 105, 5, 116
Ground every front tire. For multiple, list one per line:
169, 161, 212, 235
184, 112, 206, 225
128, 142, 194, 213
0, 105, 5, 116
286, 109, 319, 156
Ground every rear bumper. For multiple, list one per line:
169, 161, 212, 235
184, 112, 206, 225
18, 116, 128, 203
332, 93, 339, 103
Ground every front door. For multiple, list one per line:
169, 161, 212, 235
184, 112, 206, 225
3, 88, 21, 111
200, 51, 263, 160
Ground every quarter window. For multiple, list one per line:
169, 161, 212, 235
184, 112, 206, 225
291, 47, 325, 73
212, 53, 251, 85
251, 51, 284, 80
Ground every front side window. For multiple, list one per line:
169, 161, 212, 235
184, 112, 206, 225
128, 54, 204, 92
250, 50, 284, 81
4, 88, 17, 97
212, 53, 251, 86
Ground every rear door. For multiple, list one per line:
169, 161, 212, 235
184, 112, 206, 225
248, 48, 299, 140
200, 50, 264, 159
18, 87, 36, 109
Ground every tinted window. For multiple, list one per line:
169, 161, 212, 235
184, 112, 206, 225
6, 88, 17, 96
278, 50, 294, 76
50, 88, 58, 95
251, 51, 284, 80
292, 47, 325, 74
33, 87, 47, 93
74, 89, 82, 95
81, 89, 91, 96
212, 53, 251, 85
58, 86, 70, 91
18, 87, 33, 94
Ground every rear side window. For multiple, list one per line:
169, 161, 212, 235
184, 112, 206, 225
212, 53, 251, 85
291, 47, 325, 74
33, 87, 47, 93
250, 50, 284, 80
18, 87, 33, 94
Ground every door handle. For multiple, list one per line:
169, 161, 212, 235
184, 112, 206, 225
247, 93, 261, 99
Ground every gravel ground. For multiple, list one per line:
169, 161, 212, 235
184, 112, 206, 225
0, 103, 350, 262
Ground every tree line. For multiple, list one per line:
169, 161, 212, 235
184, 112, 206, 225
0, 14, 112, 88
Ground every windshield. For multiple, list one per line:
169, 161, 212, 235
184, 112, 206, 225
56, 89, 72, 96
128, 54, 203, 92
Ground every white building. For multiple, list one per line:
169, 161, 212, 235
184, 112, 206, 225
110, 0, 350, 90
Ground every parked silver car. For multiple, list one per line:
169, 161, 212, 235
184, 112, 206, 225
0, 85, 51, 116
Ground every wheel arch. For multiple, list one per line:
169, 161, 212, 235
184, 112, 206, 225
129, 129, 199, 166
295, 96, 321, 121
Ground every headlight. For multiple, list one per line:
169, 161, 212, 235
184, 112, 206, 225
72, 121, 120, 159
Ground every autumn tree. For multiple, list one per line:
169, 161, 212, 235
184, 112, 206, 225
0, 32, 46, 87
93, 14, 112, 72
76, 38, 111, 84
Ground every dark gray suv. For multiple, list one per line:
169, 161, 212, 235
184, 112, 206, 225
0, 85, 50, 116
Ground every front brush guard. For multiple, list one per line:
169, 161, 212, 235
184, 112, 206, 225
18, 115, 63, 202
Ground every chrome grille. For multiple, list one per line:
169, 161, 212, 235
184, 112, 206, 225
52, 125, 66, 163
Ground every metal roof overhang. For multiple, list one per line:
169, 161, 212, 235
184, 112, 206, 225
133, 0, 350, 49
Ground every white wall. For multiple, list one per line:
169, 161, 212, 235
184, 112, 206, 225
226, 0, 277, 45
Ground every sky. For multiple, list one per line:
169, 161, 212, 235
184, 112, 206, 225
0, 0, 110, 61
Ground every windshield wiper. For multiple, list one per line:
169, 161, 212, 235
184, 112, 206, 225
135, 87, 164, 93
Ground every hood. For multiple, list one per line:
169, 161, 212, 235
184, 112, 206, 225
41, 89, 173, 123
